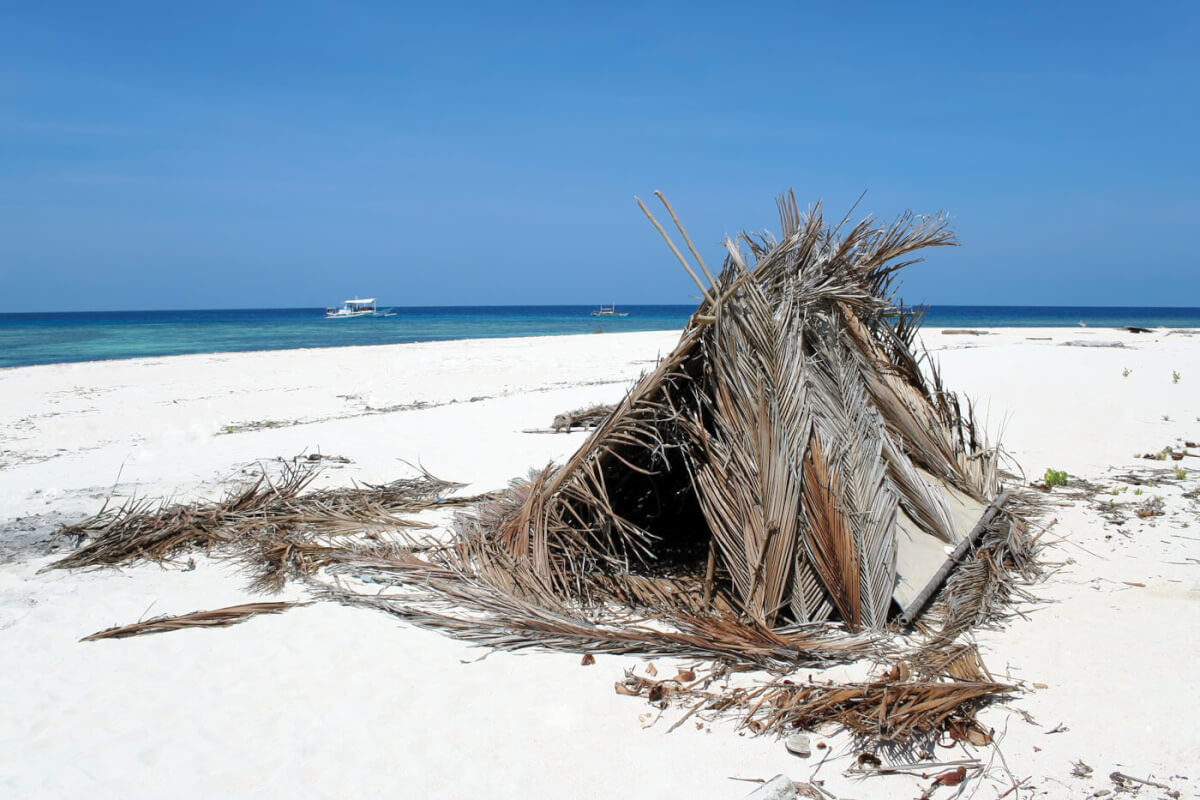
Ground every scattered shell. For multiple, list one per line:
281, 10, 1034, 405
785, 733, 812, 757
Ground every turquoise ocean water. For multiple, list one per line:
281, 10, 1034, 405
2, 305, 1198, 370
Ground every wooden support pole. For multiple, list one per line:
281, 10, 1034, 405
899, 490, 1010, 628
701, 539, 717, 609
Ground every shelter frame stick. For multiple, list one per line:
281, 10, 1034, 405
899, 490, 1011, 627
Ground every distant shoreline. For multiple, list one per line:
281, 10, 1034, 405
4, 303, 1200, 317
2, 305, 1199, 369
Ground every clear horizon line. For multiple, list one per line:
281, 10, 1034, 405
4, 302, 1200, 316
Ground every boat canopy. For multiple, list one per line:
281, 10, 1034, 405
344, 298, 375, 305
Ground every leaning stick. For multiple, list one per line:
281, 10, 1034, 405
899, 491, 1010, 627
654, 191, 717, 287
636, 196, 712, 301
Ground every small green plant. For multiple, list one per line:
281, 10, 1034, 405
1111, 485, 1128, 495
1175, 465, 1187, 480
1173, 370, 1181, 383
1122, 368, 1132, 378
1043, 468, 1068, 488
1163, 414, 1171, 422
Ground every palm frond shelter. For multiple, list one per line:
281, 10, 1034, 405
438, 192, 1006, 646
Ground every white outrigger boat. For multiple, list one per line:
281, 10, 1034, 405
324, 298, 394, 319
590, 305, 629, 317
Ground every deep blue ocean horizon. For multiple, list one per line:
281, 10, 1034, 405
2, 304, 1198, 370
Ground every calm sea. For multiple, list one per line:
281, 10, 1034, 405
1, 305, 1198, 370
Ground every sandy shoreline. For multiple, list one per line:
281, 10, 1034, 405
1, 327, 1198, 798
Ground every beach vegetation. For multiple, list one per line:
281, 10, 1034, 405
1122, 368, 1132, 377
1134, 487, 1143, 495
1174, 465, 1187, 480
1043, 468, 1068, 488
1172, 370, 1181, 383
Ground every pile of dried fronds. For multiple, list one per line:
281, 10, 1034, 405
50, 464, 486, 591
612, 642, 1007, 745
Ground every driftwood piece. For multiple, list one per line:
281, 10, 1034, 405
81, 601, 305, 641
551, 404, 617, 432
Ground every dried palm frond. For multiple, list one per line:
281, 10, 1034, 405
81, 602, 304, 641
611, 661, 1011, 744
317, 556, 884, 668
48, 463, 478, 582
739, 677, 1010, 741
683, 281, 809, 626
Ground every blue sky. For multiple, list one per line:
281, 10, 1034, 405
1, 1, 1197, 312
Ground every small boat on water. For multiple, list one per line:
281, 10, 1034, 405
324, 298, 395, 319
590, 305, 629, 317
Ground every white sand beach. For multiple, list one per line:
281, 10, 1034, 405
1, 327, 1197, 799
